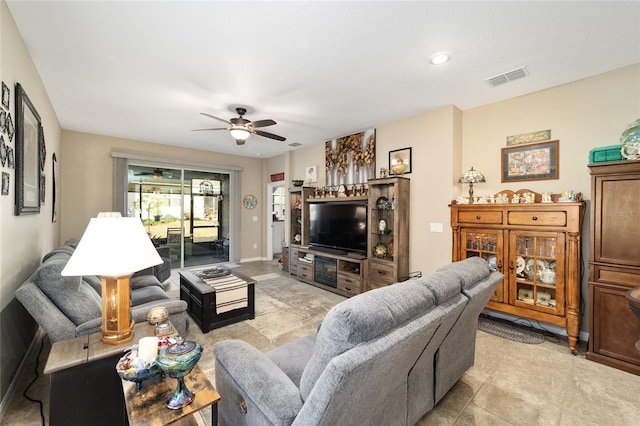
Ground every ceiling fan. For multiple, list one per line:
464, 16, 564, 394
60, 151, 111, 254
134, 168, 164, 179
193, 107, 286, 145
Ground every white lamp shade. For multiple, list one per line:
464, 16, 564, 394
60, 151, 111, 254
62, 213, 162, 277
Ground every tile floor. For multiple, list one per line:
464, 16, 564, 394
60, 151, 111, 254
2, 260, 639, 425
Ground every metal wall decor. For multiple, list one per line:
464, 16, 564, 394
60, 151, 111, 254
0, 135, 6, 167
243, 193, 257, 209
1, 172, 9, 196
2, 82, 9, 110
325, 129, 376, 186
15, 83, 42, 214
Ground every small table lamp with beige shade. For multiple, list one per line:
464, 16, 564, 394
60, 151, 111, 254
62, 212, 162, 345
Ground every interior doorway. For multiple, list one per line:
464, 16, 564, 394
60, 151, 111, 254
126, 164, 231, 268
266, 182, 286, 261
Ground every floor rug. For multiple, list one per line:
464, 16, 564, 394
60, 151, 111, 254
478, 315, 545, 344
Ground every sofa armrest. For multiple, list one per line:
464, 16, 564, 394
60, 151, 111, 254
214, 340, 304, 426
75, 317, 103, 336
15, 282, 79, 343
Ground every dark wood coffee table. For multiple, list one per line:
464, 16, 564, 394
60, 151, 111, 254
179, 269, 256, 333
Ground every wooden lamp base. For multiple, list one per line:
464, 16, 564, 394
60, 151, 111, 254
101, 274, 135, 345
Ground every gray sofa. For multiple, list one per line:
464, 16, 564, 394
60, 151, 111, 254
133, 245, 172, 285
15, 240, 188, 343
213, 257, 502, 425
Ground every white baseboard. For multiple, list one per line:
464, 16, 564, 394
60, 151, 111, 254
482, 309, 590, 342
0, 327, 46, 422
239, 256, 266, 263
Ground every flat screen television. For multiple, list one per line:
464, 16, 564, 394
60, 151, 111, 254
308, 202, 367, 255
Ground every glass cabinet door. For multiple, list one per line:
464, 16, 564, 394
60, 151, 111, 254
459, 229, 505, 302
509, 231, 565, 315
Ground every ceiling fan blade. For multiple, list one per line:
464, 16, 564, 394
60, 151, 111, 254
250, 119, 277, 128
254, 129, 286, 141
191, 127, 228, 131
200, 113, 231, 125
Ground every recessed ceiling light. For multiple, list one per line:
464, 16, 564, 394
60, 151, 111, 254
429, 52, 451, 65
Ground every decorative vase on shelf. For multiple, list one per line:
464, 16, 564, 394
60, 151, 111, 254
621, 118, 640, 160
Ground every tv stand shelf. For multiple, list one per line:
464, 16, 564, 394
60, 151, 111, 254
288, 178, 409, 297
289, 246, 367, 297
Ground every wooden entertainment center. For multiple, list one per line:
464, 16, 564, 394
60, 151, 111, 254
288, 177, 410, 297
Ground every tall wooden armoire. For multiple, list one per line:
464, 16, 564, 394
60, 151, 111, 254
587, 160, 640, 375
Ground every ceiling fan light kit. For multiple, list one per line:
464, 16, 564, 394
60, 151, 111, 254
230, 126, 250, 141
195, 106, 286, 146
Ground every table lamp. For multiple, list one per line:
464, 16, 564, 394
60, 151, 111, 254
458, 167, 486, 203
61, 212, 162, 344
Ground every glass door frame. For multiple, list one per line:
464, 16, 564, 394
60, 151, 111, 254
114, 154, 240, 269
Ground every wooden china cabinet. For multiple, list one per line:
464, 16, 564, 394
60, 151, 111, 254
587, 161, 640, 374
451, 190, 584, 353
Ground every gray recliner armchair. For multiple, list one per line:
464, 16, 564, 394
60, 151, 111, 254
213, 257, 502, 425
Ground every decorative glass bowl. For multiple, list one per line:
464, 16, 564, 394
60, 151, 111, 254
157, 339, 203, 409
116, 349, 161, 391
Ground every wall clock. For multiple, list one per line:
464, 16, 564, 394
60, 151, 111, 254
243, 194, 257, 210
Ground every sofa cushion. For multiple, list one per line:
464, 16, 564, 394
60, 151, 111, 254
131, 285, 169, 306
33, 259, 102, 325
437, 257, 491, 291
82, 275, 102, 294
299, 281, 434, 399
415, 270, 462, 304
41, 250, 72, 264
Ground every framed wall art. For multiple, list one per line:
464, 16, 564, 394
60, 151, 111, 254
15, 83, 42, 214
389, 147, 412, 175
501, 140, 559, 182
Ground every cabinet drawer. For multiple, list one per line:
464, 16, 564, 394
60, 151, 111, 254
298, 263, 313, 280
369, 278, 392, 290
457, 211, 503, 224
508, 211, 566, 226
369, 262, 395, 285
338, 274, 361, 295
592, 265, 640, 288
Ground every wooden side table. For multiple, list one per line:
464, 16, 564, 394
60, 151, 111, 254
122, 364, 220, 426
44, 322, 171, 425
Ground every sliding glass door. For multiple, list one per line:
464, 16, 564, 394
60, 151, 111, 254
126, 165, 230, 268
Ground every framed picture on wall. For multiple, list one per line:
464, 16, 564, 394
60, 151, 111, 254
15, 83, 42, 214
389, 147, 412, 175
501, 140, 559, 182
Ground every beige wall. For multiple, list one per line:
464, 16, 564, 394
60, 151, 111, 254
60, 130, 267, 261
461, 64, 640, 197
0, 1, 62, 310
1, 1, 62, 402
462, 63, 640, 329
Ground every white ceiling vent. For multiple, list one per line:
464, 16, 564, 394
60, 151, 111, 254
486, 66, 529, 87
288, 142, 302, 147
